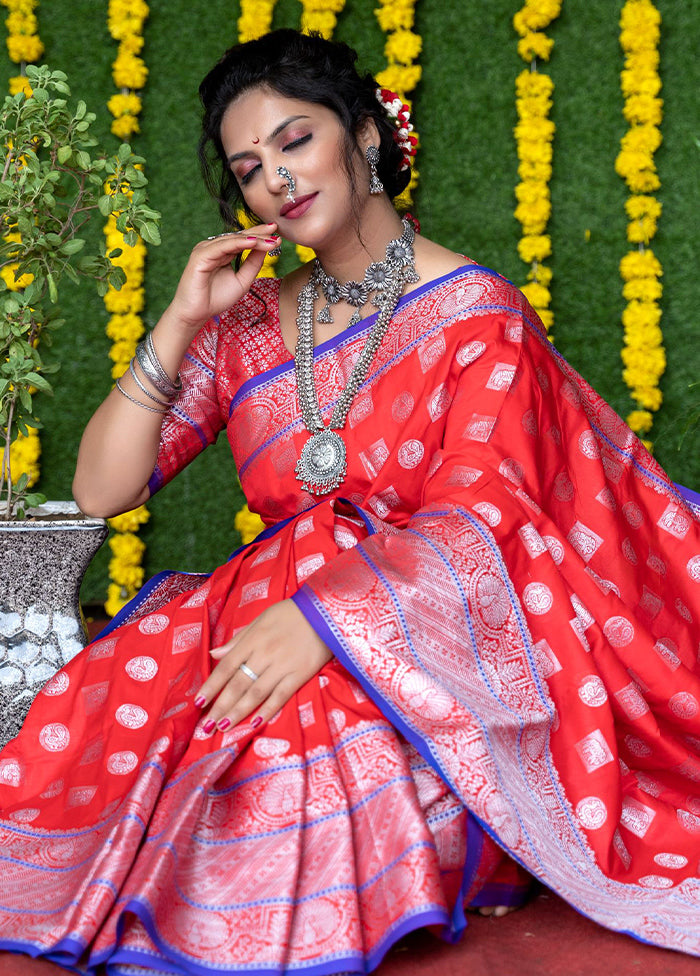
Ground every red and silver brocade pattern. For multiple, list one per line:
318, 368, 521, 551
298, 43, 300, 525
1, 265, 699, 972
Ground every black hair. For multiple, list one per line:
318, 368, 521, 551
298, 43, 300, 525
198, 29, 410, 228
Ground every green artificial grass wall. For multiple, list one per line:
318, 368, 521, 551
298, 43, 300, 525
1, 1, 698, 605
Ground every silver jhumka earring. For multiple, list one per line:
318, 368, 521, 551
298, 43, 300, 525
366, 145, 384, 194
276, 165, 297, 202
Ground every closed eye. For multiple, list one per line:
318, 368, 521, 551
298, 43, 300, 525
239, 163, 261, 186
283, 133, 312, 152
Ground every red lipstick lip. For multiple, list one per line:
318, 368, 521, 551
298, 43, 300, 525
280, 192, 316, 218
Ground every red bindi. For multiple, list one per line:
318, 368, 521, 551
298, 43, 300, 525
252, 137, 260, 144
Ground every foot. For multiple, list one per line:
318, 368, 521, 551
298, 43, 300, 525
476, 905, 518, 917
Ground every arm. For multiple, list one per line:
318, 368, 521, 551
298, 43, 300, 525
73, 225, 280, 517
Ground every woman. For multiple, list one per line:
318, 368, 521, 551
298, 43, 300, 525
1, 28, 700, 975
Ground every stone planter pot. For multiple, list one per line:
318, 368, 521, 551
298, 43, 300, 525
0, 501, 108, 747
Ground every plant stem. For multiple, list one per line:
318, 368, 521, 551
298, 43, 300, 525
1, 398, 16, 519
1, 147, 13, 183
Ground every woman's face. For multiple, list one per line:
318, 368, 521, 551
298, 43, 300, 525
220, 87, 370, 252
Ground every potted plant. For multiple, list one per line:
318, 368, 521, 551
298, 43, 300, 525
0, 65, 161, 743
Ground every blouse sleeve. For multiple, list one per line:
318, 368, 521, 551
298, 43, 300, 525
147, 318, 226, 495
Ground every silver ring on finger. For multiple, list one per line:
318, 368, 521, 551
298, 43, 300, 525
238, 662, 259, 682
206, 231, 242, 241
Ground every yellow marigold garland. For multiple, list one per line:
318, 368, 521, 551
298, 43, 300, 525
103, 0, 151, 617
298, 0, 345, 38
238, 0, 277, 42
2, 0, 43, 494
513, 0, 561, 337
616, 0, 663, 445
107, 0, 148, 138
374, 0, 422, 211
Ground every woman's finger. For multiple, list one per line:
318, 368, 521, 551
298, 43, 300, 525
202, 669, 276, 732
245, 674, 300, 729
194, 637, 254, 707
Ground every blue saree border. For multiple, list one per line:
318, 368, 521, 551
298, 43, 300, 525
227, 263, 498, 418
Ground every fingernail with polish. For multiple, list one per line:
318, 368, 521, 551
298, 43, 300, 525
194, 695, 206, 708
218, 718, 231, 731
246, 236, 257, 242
264, 238, 279, 244
203, 719, 216, 734
251, 716, 263, 729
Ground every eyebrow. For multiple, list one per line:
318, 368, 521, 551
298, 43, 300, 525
227, 115, 310, 164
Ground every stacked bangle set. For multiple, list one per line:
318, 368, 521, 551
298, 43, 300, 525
115, 334, 182, 414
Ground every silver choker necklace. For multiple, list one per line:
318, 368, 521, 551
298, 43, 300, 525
294, 218, 419, 496
311, 218, 418, 327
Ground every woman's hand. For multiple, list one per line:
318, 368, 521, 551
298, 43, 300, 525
165, 222, 281, 335
194, 599, 333, 733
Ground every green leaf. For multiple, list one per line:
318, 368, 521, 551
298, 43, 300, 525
59, 238, 85, 255
21, 279, 41, 304
75, 100, 86, 121
62, 263, 80, 284
47, 273, 58, 303
98, 194, 112, 217
25, 372, 53, 393
23, 492, 47, 509
19, 387, 32, 412
57, 145, 72, 165
117, 143, 132, 164
139, 221, 161, 246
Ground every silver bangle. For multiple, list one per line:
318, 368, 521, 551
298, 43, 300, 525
115, 376, 169, 414
135, 337, 182, 399
146, 333, 182, 392
142, 333, 183, 396
129, 360, 172, 406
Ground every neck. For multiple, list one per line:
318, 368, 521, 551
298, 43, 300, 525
313, 198, 405, 283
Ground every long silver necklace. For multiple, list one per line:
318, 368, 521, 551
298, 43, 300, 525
294, 219, 419, 496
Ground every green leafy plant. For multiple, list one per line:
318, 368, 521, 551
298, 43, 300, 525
0, 65, 160, 518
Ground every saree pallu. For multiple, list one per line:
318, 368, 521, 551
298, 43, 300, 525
0, 265, 699, 972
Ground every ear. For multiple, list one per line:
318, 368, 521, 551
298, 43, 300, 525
355, 116, 380, 153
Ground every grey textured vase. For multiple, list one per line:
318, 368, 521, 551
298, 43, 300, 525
0, 501, 108, 747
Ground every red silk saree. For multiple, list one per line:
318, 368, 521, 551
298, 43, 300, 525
1, 265, 699, 973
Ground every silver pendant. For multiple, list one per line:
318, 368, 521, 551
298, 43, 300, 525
295, 429, 347, 496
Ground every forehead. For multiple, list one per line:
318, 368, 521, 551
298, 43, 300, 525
220, 88, 336, 149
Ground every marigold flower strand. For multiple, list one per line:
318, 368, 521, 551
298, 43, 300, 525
616, 0, 664, 446
513, 1, 561, 339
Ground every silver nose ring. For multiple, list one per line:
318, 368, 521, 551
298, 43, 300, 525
276, 166, 296, 203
